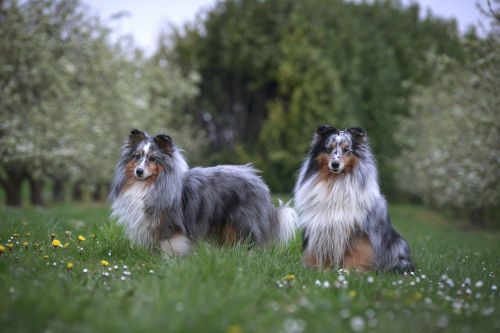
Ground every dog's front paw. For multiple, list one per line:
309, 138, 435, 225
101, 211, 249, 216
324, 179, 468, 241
391, 256, 414, 273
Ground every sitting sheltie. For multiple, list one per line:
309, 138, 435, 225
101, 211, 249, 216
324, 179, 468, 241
109, 129, 298, 257
294, 125, 413, 272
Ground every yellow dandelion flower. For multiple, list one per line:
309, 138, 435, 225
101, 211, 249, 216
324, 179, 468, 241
91, 234, 96, 239
67, 263, 74, 269
78, 235, 85, 242
50, 233, 56, 240
100, 260, 109, 267
52, 239, 61, 247
13, 233, 20, 237
23, 221, 28, 226
226, 325, 242, 333
65, 230, 70, 236
7, 243, 13, 250
34, 242, 39, 247
0, 245, 5, 253
43, 255, 49, 259
23, 242, 29, 249
63, 243, 69, 249
284, 274, 295, 280
409, 292, 422, 302
25, 232, 31, 237
38, 247, 43, 253
348, 290, 357, 298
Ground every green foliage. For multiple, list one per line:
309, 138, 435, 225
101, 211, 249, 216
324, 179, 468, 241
259, 0, 464, 192
395, 66, 500, 222
395, 8, 500, 225
167, 0, 464, 192
0, 0, 90, 181
1, 203, 500, 332
0, 0, 203, 204
148, 34, 204, 162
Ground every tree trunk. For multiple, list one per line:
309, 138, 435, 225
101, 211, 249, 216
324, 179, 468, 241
29, 177, 44, 206
1, 176, 24, 206
103, 182, 111, 201
92, 183, 102, 202
468, 207, 488, 228
52, 179, 66, 203
72, 182, 83, 201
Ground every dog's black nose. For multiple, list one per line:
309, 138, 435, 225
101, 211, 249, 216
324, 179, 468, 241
136, 168, 144, 176
330, 161, 340, 169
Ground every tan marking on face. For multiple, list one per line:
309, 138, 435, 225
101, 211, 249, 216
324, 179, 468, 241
341, 142, 348, 150
342, 235, 374, 273
316, 149, 359, 183
123, 160, 141, 192
317, 152, 339, 183
143, 161, 163, 185
122, 156, 163, 192
341, 154, 358, 173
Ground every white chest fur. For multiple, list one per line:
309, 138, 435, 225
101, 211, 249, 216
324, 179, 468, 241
110, 183, 158, 248
295, 174, 380, 265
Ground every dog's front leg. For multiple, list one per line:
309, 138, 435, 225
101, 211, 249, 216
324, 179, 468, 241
365, 211, 414, 273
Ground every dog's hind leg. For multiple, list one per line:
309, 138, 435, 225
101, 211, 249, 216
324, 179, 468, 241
160, 232, 192, 258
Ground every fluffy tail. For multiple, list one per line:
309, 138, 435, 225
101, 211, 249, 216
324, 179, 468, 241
273, 200, 299, 244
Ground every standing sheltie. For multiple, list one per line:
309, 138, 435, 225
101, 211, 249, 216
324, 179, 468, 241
294, 125, 413, 272
109, 129, 298, 257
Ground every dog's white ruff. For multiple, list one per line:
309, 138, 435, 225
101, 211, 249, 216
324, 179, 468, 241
111, 182, 158, 248
295, 172, 380, 266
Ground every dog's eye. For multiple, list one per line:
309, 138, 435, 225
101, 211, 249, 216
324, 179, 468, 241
134, 154, 141, 160
148, 156, 155, 162
343, 148, 350, 154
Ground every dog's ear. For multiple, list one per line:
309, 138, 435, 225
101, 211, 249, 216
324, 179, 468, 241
154, 134, 173, 155
347, 127, 366, 139
128, 129, 147, 146
316, 125, 338, 138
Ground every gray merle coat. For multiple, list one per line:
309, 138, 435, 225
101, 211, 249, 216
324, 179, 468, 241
294, 125, 413, 272
109, 129, 298, 257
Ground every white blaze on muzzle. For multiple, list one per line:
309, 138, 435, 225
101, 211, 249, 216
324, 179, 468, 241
135, 142, 153, 179
328, 135, 345, 172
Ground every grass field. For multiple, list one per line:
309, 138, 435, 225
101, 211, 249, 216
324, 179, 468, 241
0, 202, 499, 333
